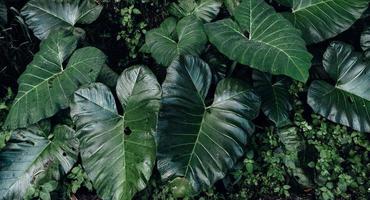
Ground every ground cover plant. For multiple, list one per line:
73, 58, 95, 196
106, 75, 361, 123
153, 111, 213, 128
0, 0, 369, 200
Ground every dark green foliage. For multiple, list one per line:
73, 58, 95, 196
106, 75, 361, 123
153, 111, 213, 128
1, 0, 369, 199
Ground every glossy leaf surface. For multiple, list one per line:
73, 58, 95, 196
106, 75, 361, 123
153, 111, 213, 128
70, 66, 161, 200
157, 56, 261, 193
145, 16, 207, 66
205, 0, 312, 82
169, 0, 222, 22
0, 123, 78, 200
253, 71, 292, 127
278, 0, 370, 44
308, 42, 370, 132
21, 0, 102, 39
4, 30, 106, 130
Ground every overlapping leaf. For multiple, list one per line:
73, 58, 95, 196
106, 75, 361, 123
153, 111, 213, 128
4, 30, 106, 130
21, 0, 103, 39
278, 0, 370, 44
205, 0, 312, 82
253, 71, 292, 127
277, 127, 312, 187
157, 56, 260, 194
361, 26, 370, 59
70, 66, 161, 200
0, 123, 78, 200
169, 0, 222, 22
145, 16, 207, 66
308, 42, 370, 132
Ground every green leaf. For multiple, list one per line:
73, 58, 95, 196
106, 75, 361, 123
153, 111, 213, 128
278, 0, 370, 44
21, 0, 103, 39
0, 123, 78, 200
4, 30, 106, 130
277, 127, 312, 187
361, 27, 370, 59
223, 0, 240, 15
97, 64, 119, 88
252, 70, 292, 127
307, 42, 370, 133
205, 0, 312, 82
145, 16, 207, 66
0, 0, 7, 26
70, 65, 161, 200
169, 0, 222, 22
157, 56, 261, 194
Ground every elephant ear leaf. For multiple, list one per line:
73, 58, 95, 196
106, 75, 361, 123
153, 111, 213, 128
277, 0, 369, 44
252, 70, 292, 127
361, 27, 370, 59
169, 0, 222, 22
308, 42, 370, 133
70, 66, 161, 200
204, 0, 312, 82
4, 30, 106, 130
0, 123, 78, 200
157, 56, 260, 195
145, 15, 207, 66
0, 0, 7, 26
21, 0, 102, 39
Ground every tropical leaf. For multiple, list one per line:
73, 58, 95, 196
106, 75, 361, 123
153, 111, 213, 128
223, 0, 240, 15
0, 0, 7, 26
145, 16, 207, 66
307, 42, 370, 133
21, 0, 103, 39
97, 64, 119, 88
361, 26, 370, 59
169, 0, 222, 22
70, 66, 161, 200
205, 0, 312, 82
252, 70, 292, 127
277, 0, 370, 44
157, 56, 261, 194
4, 30, 106, 130
277, 127, 312, 187
0, 123, 78, 200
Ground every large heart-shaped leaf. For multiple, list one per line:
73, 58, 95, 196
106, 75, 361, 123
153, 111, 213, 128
169, 0, 222, 22
0, 123, 78, 200
361, 26, 370, 59
0, 0, 7, 26
70, 66, 161, 200
4, 30, 106, 130
308, 42, 370, 133
277, 0, 370, 44
252, 70, 292, 127
205, 0, 312, 82
157, 56, 261, 194
145, 15, 207, 66
21, 0, 103, 39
